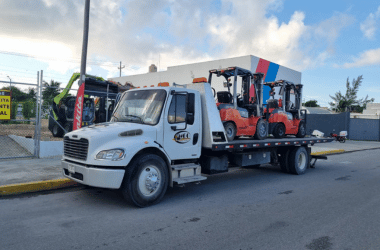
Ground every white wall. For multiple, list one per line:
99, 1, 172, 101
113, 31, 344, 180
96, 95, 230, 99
8, 135, 63, 158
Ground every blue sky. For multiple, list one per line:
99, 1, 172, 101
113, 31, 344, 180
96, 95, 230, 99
0, 0, 379, 107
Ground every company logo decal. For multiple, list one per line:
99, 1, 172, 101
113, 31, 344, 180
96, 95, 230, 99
173, 131, 191, 144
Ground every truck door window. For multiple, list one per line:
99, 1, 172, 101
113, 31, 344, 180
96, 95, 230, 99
168, 94, 187, 124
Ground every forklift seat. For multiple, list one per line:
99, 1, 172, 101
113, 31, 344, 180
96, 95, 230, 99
217, 91, 233, 104
267, 99, 279, 109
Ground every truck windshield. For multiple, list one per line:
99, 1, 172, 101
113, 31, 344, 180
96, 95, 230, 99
111, 89, 166, 125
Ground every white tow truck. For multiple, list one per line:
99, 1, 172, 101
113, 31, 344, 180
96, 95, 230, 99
62, 79, 333, 207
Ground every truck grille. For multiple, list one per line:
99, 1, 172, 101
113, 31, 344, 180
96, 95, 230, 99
64, 137, 89, 161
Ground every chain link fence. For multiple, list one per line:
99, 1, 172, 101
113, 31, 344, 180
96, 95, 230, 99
0, 71, 72, 159
1, 71, 122, 159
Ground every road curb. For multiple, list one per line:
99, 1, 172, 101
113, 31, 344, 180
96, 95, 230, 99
0, 178, 78, 196
311, 149, 345, 156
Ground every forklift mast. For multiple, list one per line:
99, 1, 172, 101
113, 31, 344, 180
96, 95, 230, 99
208, 67, 264, 114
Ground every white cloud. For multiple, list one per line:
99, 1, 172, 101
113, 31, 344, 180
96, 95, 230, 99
0, 0, 354, 78
340, 48, 380, 68
360, 6, 380, 39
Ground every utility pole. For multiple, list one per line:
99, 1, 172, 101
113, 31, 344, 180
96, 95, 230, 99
73, 0, 90, 131
118, 61, 125, 77
7, 75, 11, 89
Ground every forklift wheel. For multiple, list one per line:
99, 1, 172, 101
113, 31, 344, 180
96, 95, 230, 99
273, 123, 285, 138
296, 121, 306, 138
254, 119, 268, 140
224, 122, 237, 142
52, 124, 64, 138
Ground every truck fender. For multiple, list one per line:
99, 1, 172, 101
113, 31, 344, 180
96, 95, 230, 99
126, 146, 172, 187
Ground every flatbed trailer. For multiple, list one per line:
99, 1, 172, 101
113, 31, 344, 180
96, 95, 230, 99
62, 81, 334, 207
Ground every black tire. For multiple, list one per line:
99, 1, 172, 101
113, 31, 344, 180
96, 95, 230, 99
278, 148, 291, 173
296, 120, 306, 138
224, 122, 237, 142
121, 154, 168, 207
273, 123, 285, 138
288, 146, 308, 175
63, 122, 72, 135
52, 123, 64, 137
254, 119, 268, 140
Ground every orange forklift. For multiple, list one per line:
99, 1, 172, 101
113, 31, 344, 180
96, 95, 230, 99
208, 67, 268, 141
264, 80, 306, 138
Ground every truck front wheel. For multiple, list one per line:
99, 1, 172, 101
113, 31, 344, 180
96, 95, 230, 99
122, 154, 169, 207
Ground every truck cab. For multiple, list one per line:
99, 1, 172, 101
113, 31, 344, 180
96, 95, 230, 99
62, 85, 208, 207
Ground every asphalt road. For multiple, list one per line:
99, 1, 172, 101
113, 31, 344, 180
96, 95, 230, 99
1, 149, 380, 250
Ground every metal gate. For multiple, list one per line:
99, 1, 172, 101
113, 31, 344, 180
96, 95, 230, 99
0, 71, 56, 159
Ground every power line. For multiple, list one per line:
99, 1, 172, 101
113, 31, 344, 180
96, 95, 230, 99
0, 50, 121, 67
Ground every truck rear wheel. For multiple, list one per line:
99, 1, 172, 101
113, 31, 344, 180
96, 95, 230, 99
288, 146, 308, 175
254, 119, 268, 140
224, 122, 237, 142
278, 148, 290, 173
122, 154, 168, 207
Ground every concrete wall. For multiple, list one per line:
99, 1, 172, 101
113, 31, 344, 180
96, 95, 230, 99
8, 135, 63, 158
349, 119, 380, 141
305, 112, 350, 137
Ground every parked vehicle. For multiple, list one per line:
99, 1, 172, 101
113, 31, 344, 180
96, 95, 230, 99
62, 80, 334, 207
263, 80, 306, 138
330, 130, 347, 143
48, 74, 122, 137
208, 67, 268, 141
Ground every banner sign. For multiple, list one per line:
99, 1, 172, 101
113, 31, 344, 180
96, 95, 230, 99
73, 82, 85, 130
0, 89, 11, 120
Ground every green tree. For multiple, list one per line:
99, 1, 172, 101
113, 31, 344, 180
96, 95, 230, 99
304, 100, 320, 107
22, 100, 36, 120
27, 87, 37, 102
2, 86, 28, 102
42, 80, 61, 105
329, 75, 374, 112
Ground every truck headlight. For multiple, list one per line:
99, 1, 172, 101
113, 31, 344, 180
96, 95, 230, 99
96, 149, 125, 160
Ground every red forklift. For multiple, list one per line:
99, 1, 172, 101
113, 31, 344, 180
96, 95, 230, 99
263, 80, 306, 138
208, 67, 268, 141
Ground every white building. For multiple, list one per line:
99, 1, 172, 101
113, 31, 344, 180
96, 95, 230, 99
109, 55, 301, 103
351, 103, 380, 119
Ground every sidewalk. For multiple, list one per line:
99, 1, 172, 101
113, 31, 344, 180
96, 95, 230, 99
1, 140, 380, 196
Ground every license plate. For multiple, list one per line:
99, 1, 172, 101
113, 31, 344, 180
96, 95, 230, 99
68, 164, 75, 174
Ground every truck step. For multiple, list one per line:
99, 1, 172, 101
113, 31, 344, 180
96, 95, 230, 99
173, 175, 207, 185
171, 163, 200, 170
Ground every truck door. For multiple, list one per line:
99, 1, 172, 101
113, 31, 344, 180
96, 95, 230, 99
163, 91, 201, 160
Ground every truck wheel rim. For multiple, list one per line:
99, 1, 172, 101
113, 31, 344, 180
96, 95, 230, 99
298, 152, 307, 170
138, 165, 161, 196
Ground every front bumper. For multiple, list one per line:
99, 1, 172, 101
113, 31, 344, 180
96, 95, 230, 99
62, 160, 125, 189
